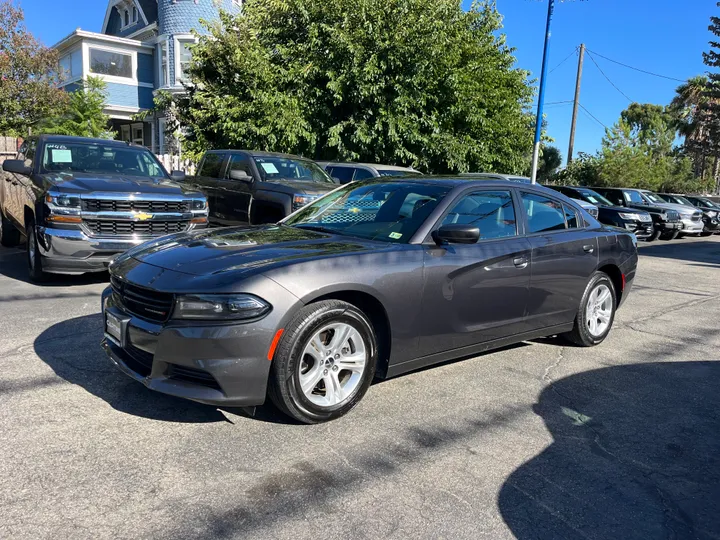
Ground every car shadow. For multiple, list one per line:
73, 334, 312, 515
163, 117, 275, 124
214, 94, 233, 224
638, 239, 720, 266
32, 313, 290, 424
498, 360, 720, 539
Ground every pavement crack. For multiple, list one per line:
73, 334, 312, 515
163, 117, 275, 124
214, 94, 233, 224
542, 347, 565, 384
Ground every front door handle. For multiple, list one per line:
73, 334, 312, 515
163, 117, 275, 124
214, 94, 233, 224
583, 244, 594, 253
513, 257, 528, 269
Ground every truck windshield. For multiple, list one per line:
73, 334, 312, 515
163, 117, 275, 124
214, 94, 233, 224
41, 141, 168, 178
253, 156, 334, 183
284, 180, 449, 243
577, 189, 613, 206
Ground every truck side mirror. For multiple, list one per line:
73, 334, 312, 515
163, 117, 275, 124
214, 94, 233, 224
170, 170, 186, 181
3, 159, 32, 176
229, 170, 252, 182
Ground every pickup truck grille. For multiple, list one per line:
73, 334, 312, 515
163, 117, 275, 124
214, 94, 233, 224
111, 276, 174, 323
82, 199, 190, 212
83, 219, 188, 237
666, 210, 680, 221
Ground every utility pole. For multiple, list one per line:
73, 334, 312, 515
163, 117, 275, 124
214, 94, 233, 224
567, 43, 585, 164
530, 0, 555, 184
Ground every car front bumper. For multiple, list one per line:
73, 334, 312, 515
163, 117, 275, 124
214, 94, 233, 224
621, 220, 654, 239
678, 219, 705, 235
703, 217, 720, 232
100, 275, 300, 407
656, 220, 682, 232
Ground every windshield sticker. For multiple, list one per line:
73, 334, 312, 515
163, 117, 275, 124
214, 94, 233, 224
389, 232, 402, 239
260, 162, 279, 174
51, 149, 73, 163
46, 144, 67, 150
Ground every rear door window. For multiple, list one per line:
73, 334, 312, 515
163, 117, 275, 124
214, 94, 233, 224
198, 153, 226, 178
328, 166, 355, 183
353, 168, 374, 180
521, 192, 567, 233
442, 190, 517, 239
564, 205, 580, 228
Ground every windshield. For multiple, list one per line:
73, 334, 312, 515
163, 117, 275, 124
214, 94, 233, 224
577, 189, 613, 206
253, 156, 334, 183
642, 192, 665, 204
376, 169, 415, 177
283, 181, 450, 243
696, 197, 719, 208
671, 195, 694, 206
41, 141, 167, 177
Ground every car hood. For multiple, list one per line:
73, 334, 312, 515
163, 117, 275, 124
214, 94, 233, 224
42, 172, 203, 197
600, 204, 650, 215
649, 201, 698, 216
266, 179, 339, 194
120, 225, 393, 277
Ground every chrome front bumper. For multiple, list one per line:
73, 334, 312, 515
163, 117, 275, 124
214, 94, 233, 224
37, 227, 166, 274
679, 218, 705, 235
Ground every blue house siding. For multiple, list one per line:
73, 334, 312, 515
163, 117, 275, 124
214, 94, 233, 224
137, 52, 154, 85
158, 0, 238, 36
105, 82, 154, 109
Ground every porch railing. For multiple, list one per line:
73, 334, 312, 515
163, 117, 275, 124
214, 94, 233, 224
156, 154, 197, 176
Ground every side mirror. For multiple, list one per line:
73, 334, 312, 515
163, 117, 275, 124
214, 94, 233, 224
170, 170, 186, 181
229, 169, 252, 182
433, 224, 480, 245
3, 159, 32, 176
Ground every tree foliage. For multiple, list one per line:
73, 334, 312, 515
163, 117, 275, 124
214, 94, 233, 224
38, 77, 112, 138
537, 145, 562, 180
0, 0, 67, 135
174, 0, 535, 172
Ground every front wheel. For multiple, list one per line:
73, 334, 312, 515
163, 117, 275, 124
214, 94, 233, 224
645, 229, 661, 242
268, 300, 377, 423
563, 272, 617, 347
26, 219, 49, 282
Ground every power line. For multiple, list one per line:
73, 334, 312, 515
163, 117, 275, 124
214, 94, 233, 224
579, 103, 609, 129
549, 47, 578, 74
586, 51, 634, 103
585, 48, 686, 83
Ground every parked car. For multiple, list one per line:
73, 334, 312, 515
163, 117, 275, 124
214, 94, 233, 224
467, 174, 600, 218
321, 162, 419, 184
592, 187, 685, 240
187, 150, 338, 226
0, 135, 208, 281
547, 185, 655, 241
102, 177, 637, 423
658, 193, 720, 236
633, 190, 703, 237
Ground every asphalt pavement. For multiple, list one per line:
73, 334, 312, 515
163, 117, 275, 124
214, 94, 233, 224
1, 236, 719, 539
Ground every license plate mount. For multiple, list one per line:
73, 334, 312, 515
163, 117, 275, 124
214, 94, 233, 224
105, 310, 130, 348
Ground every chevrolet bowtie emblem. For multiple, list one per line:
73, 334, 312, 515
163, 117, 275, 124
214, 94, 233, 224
134, 212, 153, 221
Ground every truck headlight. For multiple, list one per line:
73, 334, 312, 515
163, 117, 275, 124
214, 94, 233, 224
618, 212, 640, 221
293, 194, 320, 211
45, 193, 81, 208
707, 210, 718, 218
173, 294, 271, 320
191, 199, 207, 210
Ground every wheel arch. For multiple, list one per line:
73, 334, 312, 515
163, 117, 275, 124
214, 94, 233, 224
597, 262, 624, 305
303, 288, 393, 378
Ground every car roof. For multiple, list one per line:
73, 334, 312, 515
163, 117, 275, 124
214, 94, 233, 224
464, 173, 532, 183
324, 162, 417, 172
36, 134, 138, 147
355, 175, 570, 194
206, 149, 315, 161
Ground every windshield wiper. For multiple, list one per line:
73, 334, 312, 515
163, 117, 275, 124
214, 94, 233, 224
294, 224, 345, 235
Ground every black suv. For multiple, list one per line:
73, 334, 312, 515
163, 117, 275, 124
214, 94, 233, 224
659, 193, 720, 236
187, 150, 338, 226
547, 185, 655, 241
592, 187, 683, 240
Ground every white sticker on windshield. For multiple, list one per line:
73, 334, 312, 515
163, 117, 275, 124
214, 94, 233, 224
51, 149, 73, 163
389, 232, 402, 239
260, 162, 279, 174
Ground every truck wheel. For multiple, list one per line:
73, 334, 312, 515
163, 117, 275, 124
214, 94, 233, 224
26, 219, 49, 282
645, 229, 661, 242
660, 230, 679, 241
0, 212, 21, 247
268, 300, 378, 424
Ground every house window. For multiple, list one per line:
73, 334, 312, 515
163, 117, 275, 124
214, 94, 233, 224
132, 7, 138, 22
158, 118, 166, 155
159, 41, 168, 87
59, 55, 72, 80
131, 123, 144, 146
176, 40, 193, 83
89, 48, 133, 78
124, 10, 129, 26
120, 125, 131, 143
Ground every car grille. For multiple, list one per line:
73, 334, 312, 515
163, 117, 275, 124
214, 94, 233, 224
83, 219, 188, 237
110, 276, 174, 323
82, 199, 190, 212
123, 343, 154, 378
666, 210, 680, 221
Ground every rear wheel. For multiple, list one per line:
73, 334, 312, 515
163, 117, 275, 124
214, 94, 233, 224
268, 300, 377, 423
563, 272, 617, 347
660, 230, 679, 241
26, 219, 49, 282
0, 212, 21, 247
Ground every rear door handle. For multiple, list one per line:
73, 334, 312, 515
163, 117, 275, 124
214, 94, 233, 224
583, 244, 594, 253
513, 257, 528, 269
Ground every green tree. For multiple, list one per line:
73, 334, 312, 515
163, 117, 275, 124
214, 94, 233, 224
702, 2, 720, 192
0, 0, 67, 135
175, 0, 535, 173
39, 77, 112, 138
670, 76, 712, 177
537, 145, 562, 180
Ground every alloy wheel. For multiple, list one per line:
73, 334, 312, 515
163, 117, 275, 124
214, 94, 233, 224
585, 284, 613, 337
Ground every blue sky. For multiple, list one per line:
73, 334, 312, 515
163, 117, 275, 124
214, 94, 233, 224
19, 0, 717, 164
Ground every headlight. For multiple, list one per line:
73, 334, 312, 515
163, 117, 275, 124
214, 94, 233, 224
191, 198, 207, 210
618, 212, 640, 221
173, 294, 271, 320
293, 194, 320, 210
707, 210, 718, 218
45, 193, 80, 208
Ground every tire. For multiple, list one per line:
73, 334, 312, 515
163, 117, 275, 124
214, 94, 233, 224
268, 300, 378, 424
660, 230, 679, 241
645, 229, 661, 242
26, 219, 49, 282
0, 212, 21, 247
563, 272, 617, 347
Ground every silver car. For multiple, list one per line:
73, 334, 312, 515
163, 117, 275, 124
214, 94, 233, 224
320, 162, 420, 184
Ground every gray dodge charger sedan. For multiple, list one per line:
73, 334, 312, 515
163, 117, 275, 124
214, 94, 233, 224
102, 177, 638, 423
